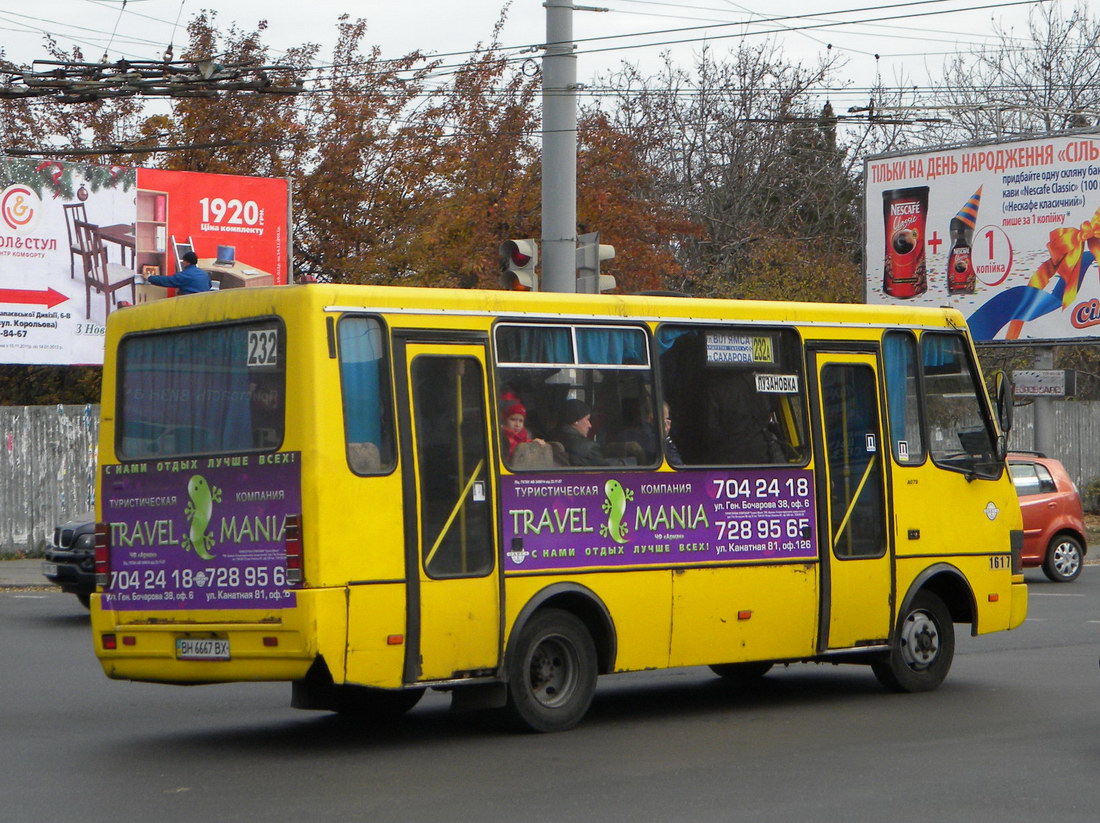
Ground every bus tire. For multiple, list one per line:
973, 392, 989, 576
1042, 534, 1084, 583
871, 591, 954, 693
709, 661, 773, 683
505, 608, 597, 733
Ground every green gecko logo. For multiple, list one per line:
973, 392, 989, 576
181, 474, 222, 560
599, 478, 633, 544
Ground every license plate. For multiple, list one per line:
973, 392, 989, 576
176, 637, 230, 661
41, 562, 58, 576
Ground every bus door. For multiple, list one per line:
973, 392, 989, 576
397, 339, 501, 682
808, 350, 893, 651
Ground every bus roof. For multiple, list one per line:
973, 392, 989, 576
108, 284, 971, 335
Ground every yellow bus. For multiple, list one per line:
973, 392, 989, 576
90, 285, 1026, 732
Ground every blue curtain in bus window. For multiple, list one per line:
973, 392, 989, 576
884, 332, 910, 445
120, 327, 252, 457
339, 318, 385, 445
576, 327, 646, 365
496, 326, 572, 364
922, 333, 960, 369
655, 325, 694, 354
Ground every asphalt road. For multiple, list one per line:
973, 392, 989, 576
2, 571, 1098, 823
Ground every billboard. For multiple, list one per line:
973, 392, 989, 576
864, 132, 1100, 343
0, 157, 290, 365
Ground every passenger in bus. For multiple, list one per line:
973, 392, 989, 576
501, 400, 546, 459
615, 397, 658, 463
663, 401, 682, 464
554, 399, 614, 466
706, 372, 783, 464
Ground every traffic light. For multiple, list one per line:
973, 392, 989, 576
576, 231, 616, 293
499, 239, 539, 291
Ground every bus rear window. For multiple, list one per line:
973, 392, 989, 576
117, 320, 285, 459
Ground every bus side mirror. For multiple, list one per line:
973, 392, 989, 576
993, 371, 1013, 461
994, 371, 1014, 434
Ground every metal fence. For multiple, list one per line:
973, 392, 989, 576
0, 405, 97, 558
2, 399, 1099, 556
1008, 400, 1100, 506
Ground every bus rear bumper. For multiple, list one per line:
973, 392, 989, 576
93, 620, 315, 684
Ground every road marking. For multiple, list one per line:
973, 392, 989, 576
12, 595, 46, 599
1029, 592, 1085, 597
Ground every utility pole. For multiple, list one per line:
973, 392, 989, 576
541, 0, 578, 293
1033, 346, 1055, 456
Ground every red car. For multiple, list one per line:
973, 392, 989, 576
1008, 453, 1088, 582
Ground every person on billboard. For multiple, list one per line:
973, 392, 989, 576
146, 251, 212, 294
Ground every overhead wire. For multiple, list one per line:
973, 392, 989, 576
0, 0, 1084, 152
565, 0, 1049, 58
283, 0, 1051, 89
1, 0, 1049, 78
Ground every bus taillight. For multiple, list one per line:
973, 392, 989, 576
94, 522, 110, 586
285, 514, 302, 585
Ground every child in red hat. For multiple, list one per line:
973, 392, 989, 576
501, 399, 545, 458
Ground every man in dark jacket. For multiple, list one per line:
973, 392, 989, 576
554, 398, 607, 466
147, 251, 212, 294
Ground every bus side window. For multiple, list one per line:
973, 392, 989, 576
657, 325, 807, 467
494, 323, 657, 470
921, 332, 998, 478
883, 330, 925, 464
338, 315, 395, 475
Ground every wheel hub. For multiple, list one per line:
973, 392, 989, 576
898, 610, 939, 670
1052, 541, 1081, 577
528, 636, 576, 708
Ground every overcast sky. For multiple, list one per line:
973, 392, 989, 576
0, 0, 1055, 108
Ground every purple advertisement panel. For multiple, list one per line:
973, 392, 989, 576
99, 452, 302, 610
502, 468, 818, 572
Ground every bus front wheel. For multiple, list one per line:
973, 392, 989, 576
871, 591, 954, 693
505, 608, 597, 733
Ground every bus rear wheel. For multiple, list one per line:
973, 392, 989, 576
505, 609, 597, 733
871, 591, 954, 693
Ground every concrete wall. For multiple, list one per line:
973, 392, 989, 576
2, 399, 1099, 557
0, 405, 97, 557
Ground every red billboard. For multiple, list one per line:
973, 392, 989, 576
135, 168, 289, 291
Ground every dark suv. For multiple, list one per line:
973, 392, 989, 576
1008, 453, 1088, 583
41, 513, 96, 608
